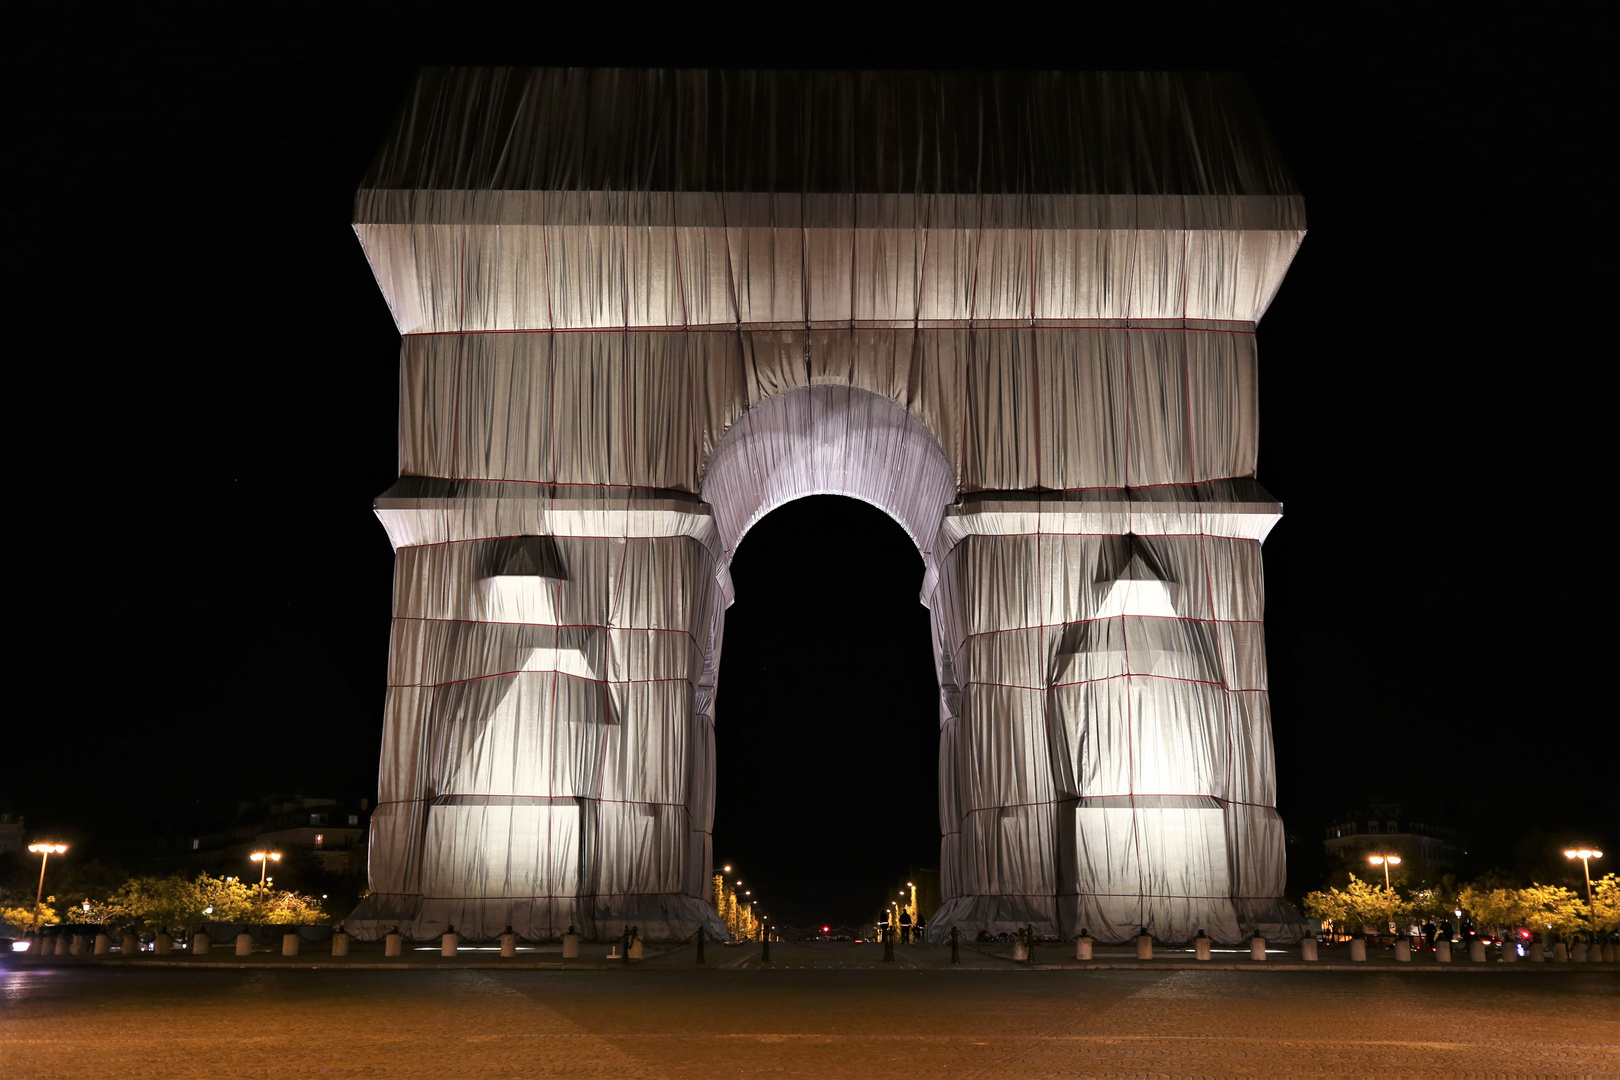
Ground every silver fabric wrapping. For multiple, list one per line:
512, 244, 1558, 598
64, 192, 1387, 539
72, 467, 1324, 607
346, 68, 1306, 943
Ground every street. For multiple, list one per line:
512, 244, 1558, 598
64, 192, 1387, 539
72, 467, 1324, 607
4, 944, 1616, 1077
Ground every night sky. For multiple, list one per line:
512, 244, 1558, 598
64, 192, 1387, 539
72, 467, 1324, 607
7, 4, 1612, 927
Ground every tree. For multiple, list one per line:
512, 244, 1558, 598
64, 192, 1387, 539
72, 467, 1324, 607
1592, 874, 1619, 933
1518, 883, 1587, 938
103, 876, 206, 933
102, 874, 326, 933
1457, 885, 1531, 934
0, 896, 59, 934
1304, 873, 1407, 936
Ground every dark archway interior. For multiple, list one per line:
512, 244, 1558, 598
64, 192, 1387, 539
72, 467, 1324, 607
714, 495, 940, 929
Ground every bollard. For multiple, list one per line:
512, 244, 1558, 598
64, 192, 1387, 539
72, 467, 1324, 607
1395, 939, 1411, 962
1469, 940, 1486, 962
56, 935, 70, 956
332, 931, 350, 957
1605, 943, 1618, 963
1013, 935, 1028, 962
883, 926, 895, 963
1435, 939, 1451, 962
236, 933, 253, 956
951, 926, 962, 965
441, 929, 458, 957
122, 934, 139, 957
193, 932, 211, 956
283, 933, 300, 957
1501, 940, 1518, 963
1136, 933, 1153, 960
630, 928, 645, 961
562, 926, 579, 959
155, 933, 173, 956
1195, 932, 1212, 961
1249, 935, 1266, 961
758, 934, 769, 963
695, 926, 705, 965
94, 933, 110, 956
1552, 942, 1568, 962
1350, 938, 1367, 962
71, 934, 86, 955
1528, 941, 1544, 962
1571, 942, 1587, 962
1075, 930, 1092, 961
385, 931, 403, 957
1300, 934, 1319, 962
500, 928, 516, 958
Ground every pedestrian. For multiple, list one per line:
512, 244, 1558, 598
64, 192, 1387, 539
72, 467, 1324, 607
1422, 919, 1436, 951
899, 908, 912, 945
1439, 918, 1454, 944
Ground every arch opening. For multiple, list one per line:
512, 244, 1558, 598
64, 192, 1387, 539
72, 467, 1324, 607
698, 387, 956, 929
713, 494, 940, 928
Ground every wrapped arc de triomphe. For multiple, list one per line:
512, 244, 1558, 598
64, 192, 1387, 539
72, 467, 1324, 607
344, 68, 1308, 944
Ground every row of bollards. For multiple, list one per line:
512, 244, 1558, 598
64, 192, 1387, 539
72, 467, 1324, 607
23, 928, 1619, 964
1059, 930, 1619, 963
19, 923, 626, 960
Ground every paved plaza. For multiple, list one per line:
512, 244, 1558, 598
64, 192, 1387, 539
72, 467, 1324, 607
4, 943, 1616, 1077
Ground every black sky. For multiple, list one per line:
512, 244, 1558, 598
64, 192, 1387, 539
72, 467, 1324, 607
5, 2, 1613, 926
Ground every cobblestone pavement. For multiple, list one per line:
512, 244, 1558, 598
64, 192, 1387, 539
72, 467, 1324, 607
4, 951, 1615, 1077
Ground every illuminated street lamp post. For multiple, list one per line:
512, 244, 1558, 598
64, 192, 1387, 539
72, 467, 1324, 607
1563, 848, 1604, 934
1368, 854, 1402, 933
26, 842, 68, 933
250, 850, 282, 904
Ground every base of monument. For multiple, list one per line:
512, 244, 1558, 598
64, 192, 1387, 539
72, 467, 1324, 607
924, 895, 1308, 946
344, 892, 729, 943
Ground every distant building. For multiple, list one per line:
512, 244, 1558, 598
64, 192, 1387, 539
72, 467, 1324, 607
0, 813, 23, 856
1323, 805, 1464, 883
186, 795, 371, 874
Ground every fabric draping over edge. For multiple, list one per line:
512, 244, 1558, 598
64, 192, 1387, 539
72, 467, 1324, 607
354, 69, 1302, 335
393, 326, 1262, 494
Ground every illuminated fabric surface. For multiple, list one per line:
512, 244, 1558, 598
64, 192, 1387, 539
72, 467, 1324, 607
346, 69, 1307, 943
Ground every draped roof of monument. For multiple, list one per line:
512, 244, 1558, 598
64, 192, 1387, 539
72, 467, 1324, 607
360, 68, 1298, 198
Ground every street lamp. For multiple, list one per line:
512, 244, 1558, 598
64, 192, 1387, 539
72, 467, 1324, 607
1368, 854, 1401, 932
1564, 848, 1604, 933
250, 850, 282, 903
26, 843, 68, 933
